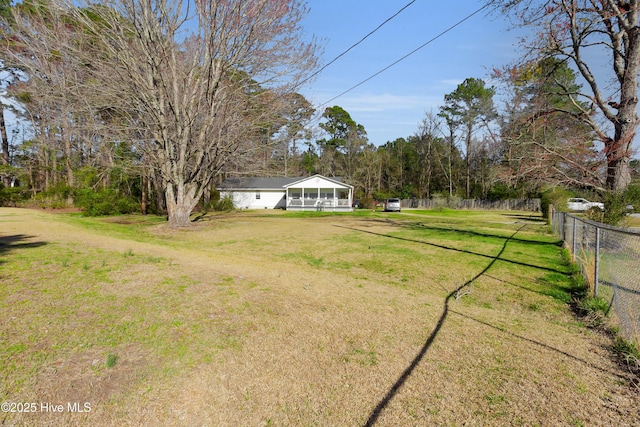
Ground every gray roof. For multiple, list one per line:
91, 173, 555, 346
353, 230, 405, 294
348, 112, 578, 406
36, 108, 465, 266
218, 177, 302, 190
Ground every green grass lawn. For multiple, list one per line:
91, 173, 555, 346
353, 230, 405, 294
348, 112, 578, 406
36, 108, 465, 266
1, 208, 637, 426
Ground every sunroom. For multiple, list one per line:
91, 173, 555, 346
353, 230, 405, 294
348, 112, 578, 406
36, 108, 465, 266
284, 175, 353, 212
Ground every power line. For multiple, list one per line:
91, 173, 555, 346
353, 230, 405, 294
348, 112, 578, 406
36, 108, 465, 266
319, 4, 490, 108
298, 1, 417, 88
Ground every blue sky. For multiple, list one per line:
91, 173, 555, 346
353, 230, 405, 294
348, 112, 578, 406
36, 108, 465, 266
299, 0, 523, 146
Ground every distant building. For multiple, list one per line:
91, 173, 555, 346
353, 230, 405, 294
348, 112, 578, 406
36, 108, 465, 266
217, 174, 353, 212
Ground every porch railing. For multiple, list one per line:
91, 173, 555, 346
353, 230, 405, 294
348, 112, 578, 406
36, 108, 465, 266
287, 198, 350, 208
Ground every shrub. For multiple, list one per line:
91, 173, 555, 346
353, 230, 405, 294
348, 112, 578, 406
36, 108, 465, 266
0, 187, 28, 206
73, 188, 139, 216
623, 184, 640, 212
28, 184, 74, 209
585, 206, 605, 223
431, 193, 462, 209
210, 195, 234, 211
540, 187, 571, 217
486, 183, 518, 201
359, 196, 376, 209
599, 191, 628, 225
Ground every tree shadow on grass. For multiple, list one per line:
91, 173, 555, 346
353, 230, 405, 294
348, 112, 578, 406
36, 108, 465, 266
450, 309, 628, 380
335, 223, 568, 276
483, 273, 578, 304
391, 218, 560, 247
503, 213, 547, 223
0, 234, 47, 265
361, 225, 527, 426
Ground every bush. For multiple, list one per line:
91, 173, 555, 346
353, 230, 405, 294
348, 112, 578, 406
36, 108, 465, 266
202, 189, 234, 212
597, 188, 640, 226
28, 184, 74, 209
585, 206, 606, 223
431, 193, 462, 209
486, 183, 518, 201
73, 188, 140, 216
623, 184, 640, 213
540, 187, 571, 217
372, 190, 392, 201
0, 187, 28, 206
598, 192, 626, 225
359, 196, 376, 209
207, 195, 234, 212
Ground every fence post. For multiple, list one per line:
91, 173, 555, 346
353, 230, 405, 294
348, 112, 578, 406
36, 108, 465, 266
594, 226, 600, 297
572, 216, 577, 260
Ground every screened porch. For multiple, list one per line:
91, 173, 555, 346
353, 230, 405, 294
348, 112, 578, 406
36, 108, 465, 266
285, 185, 352, 211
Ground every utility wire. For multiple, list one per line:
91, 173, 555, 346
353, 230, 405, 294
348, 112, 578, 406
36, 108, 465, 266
297, 0, 417, 89
319, 3, 490, 108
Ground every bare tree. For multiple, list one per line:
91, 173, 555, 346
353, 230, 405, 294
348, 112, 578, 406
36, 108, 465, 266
4, 1, 131, 195
415, 111, 446, 198
0, 0, 13, 188
490, 0, 640, 192
0, 103, 10, 187
6, 0, 319, 226
494, 57, 606, 192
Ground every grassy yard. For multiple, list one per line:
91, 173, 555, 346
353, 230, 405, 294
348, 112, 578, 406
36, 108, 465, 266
1, 207, 638, 426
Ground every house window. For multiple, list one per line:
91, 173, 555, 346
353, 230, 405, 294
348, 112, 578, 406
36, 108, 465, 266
256, 191, 261, 200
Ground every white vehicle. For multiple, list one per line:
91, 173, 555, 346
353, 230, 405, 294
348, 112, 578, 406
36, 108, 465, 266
567, 198, 604, 212
384, 198, 401, 212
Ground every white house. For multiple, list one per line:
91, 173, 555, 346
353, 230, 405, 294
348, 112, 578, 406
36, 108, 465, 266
217, 174, 353, 212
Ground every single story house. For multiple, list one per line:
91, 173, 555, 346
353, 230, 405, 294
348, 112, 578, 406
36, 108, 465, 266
217, 174, 354, 212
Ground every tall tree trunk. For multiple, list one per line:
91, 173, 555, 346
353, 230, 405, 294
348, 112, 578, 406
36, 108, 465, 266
465, 126, 472, 199
165, 182, 198, 227
606, 90, 637, 192
284, 140, 288, 177
0, 103, 10, 188
425, 139, 432, 199
62, 127, 74, 206
63, 128, 74, 188
51, 145, 57, 186
154, 171, 166, 214
39, 144, 48, 191
606, 157, 631, 192
141, 171, 148, 215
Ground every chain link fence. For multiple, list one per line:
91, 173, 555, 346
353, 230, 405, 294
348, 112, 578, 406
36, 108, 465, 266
551, 211, 640, 346
402, 198, 541, 211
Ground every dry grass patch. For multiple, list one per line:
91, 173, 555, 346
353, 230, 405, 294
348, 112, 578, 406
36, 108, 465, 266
1, 208, 638, 426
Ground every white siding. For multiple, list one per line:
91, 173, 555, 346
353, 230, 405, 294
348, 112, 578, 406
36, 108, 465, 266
221, 190, 286, 210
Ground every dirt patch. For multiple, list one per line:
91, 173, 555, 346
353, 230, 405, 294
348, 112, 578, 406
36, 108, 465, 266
35, 344, 151, 403
25, 207, 83, 214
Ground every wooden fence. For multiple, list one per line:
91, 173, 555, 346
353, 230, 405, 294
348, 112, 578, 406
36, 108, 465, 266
401, 198, 541, 212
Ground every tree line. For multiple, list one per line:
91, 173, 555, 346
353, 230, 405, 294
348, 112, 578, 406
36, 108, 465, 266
1, 0, 640, 226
